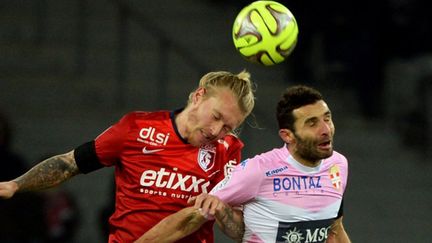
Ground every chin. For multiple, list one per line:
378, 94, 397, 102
189, 141, 201, 147
191, 139, 211, 147
322, 150, 333, 159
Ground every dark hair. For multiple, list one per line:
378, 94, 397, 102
276, 85, 323, 131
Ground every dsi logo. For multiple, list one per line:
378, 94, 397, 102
138, 126, 170, 146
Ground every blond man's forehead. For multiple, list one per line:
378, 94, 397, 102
211, 89, 245, 129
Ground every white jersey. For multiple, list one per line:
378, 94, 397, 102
210, 145, 348, 243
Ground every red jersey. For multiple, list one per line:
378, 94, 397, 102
74, 110, 243, 243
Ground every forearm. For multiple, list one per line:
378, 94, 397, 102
328, 227, 351, 243
135, 207, 206, 243
13, 151, 80, 192
327, 230, 351, 243
327, 217, 351, 243
215, 207, 244, 242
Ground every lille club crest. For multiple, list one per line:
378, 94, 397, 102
329, 164, 342, 190
198, 148, 216, 172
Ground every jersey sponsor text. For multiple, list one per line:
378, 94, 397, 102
273, 176, 322, 192
138, 126, 170, 145
140, 167, 210, 193
265, 166, 288, 176
277, 219, 334, 243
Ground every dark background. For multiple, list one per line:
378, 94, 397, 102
1, 0, 431, 242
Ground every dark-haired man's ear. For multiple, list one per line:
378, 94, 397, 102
279, 129, 295, 144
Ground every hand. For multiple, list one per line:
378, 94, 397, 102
189, 193, 245, 240
0, 181, 19, 199
188, 193, 227, 220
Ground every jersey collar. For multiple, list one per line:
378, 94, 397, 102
285, 148, 323, 174
170, 108, 189, 144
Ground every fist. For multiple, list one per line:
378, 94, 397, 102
0, 181, 19, 199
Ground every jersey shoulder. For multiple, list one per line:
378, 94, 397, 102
242, 145, 288, 171
123, 110, 170, 121
252, 146, 288, 163
327, 150, 348, 167
219, 133, 244, 152
117, 111, 172, 129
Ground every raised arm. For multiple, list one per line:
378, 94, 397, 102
0, 150, 80, 199
327, 216, 351, 243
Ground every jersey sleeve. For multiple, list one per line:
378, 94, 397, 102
74, 141, 102, 174
337, 199, 344, 218
222, 134, 244, 176
335, 152, 349, 194
210, 157, 262, 206
342, 156, 349, 194
340, 155, 348, 218
334, 152, 348, 218
210, 134, 244, 188
74, 113, 133, 172
94, 113, 134, 166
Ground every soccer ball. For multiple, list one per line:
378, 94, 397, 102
232, 1, 298, 66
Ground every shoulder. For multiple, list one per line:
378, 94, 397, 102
218, 133, 244, 151
323, 151, 349, 179
116, 111, 173, 127
250, 146, 288, 164
327, 150, 349, 191
122, 110, 170, 121
226, 147, 286, 186
329, 150, 348, 167
242, 145, 288, 170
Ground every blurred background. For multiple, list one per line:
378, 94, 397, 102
1, 0, 431, 242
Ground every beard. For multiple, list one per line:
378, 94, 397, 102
293, 133, 333, 162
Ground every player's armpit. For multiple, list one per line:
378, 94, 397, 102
134, 206, 207, 243
327, 216, 351, 243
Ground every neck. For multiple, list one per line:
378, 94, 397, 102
295, 156, 320, 168
174, 108, 188, 141
287, 146, 320, 168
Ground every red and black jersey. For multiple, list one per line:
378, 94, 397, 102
74, 110, 243, 243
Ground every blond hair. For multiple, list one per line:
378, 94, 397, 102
188, 70, 255, 116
